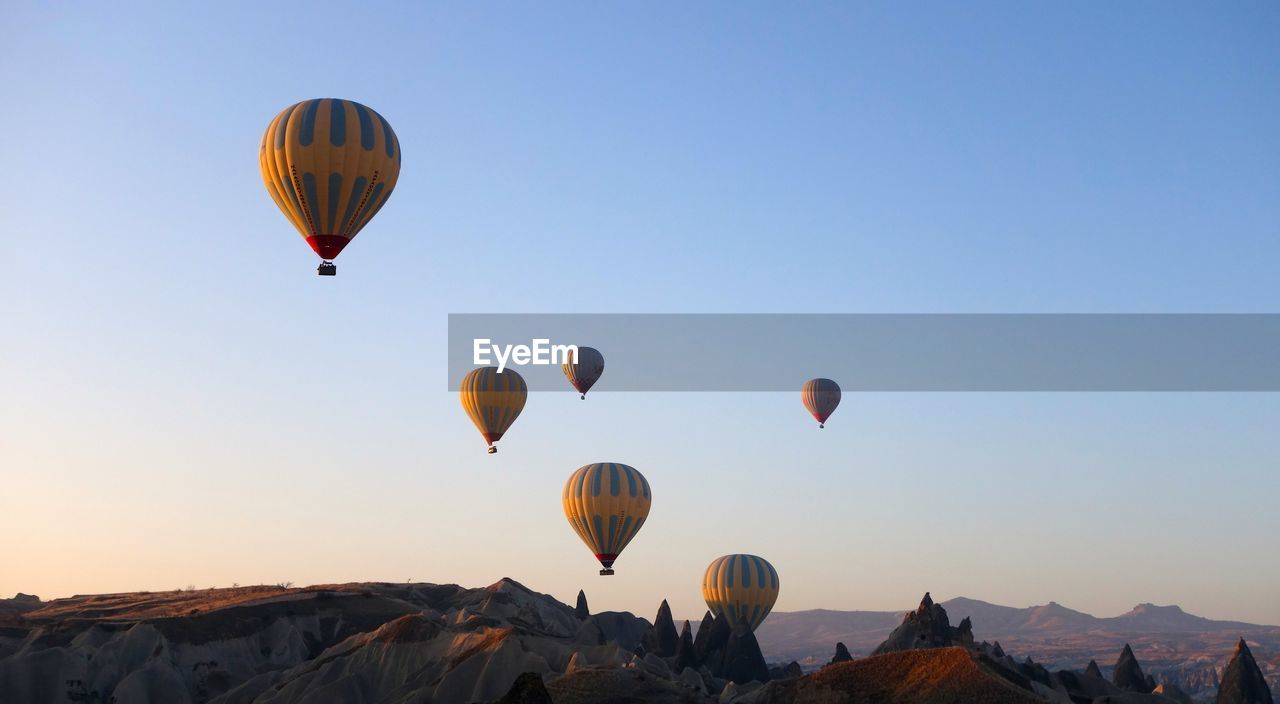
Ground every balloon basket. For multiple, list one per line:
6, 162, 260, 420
599, 568, 615, 576
487, 446, 498, 455
317, 261, 337, 276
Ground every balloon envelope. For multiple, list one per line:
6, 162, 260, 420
260, 98, 401, 260
562, 346, 605, 398
702, 554, 780, 631
459, 367, 527, 453
801, 378, 841, 427
563, 462, 652, 571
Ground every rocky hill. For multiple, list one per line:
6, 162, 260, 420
1, 584, 1273, 703
0, 580, 650, 703
757, 596, 1280, 698
746, 647, 1046, 704
0, 580, 786, 703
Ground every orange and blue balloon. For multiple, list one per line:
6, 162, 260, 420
801, 378, 841, 428
459, 367, 527, 454
260, 99, 401, 271
563, 463, 652, 575
702, 554, 780, 630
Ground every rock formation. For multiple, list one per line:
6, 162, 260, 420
1113, 643, 1155, 693
1154, 682, 1195, 704
695, 612, 732, 667
1021, 656, 1052, 687
754, 594, 1280, 700
573, 615, 606, 646
9, 580, 1266, 703
1217, 638, 1274, 704
672, 620, 696, 672
717, 621, 770, 684
495, 671, 554, 703
0, 593, 43, 622
687, 612, 770, 685
767, 660, 802, 680
586, 610, 649, 652
1085, 659, 1104, 679
693, 610, 714, 654
546, 667, 710, 702
575, 589, 589, 620
643, 599, 679, 657
1052, 667, 1119, 701
956, 616, 975, 646
873, 592, 965, 654
676, 665, 707, 694
0, 579, 660, 704
749, 647, 1045, 703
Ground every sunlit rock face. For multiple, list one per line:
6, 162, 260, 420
0, 580, 655, 704
1217, 638, 1274, 704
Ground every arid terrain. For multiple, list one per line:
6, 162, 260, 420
757, 596, 1280, 698
1, 583, 1273, 703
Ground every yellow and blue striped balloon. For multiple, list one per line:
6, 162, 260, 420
459, 367, 527, 454
702, 554, 780, 630
562, 463, 652, 575
260, 98, 401, 264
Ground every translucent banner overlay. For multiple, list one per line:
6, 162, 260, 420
447, 314, 1280, 391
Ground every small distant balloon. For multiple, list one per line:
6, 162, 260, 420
702, 554, 780, 630
563, 462, 651, 575
459, 367, 527, 454
801, 378, 841, 428
259, 98, 402, 275
563, 346, 605, 399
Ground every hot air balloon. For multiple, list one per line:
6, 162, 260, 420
801, 378, 841, 428
702, 554, 780, 631
562, 346, 605, 399
459, 367, 527, 454
563, 463, 651, 575
260, 98, 401, 276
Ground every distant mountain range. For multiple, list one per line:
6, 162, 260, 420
756, 597, 1280, 696
943, 598, 1267, 635
758, 598, 1277, 663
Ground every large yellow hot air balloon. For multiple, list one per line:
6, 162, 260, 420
702, 554, 780, 630
459, 367, 527, 454
563, 463, 652, 575
260, 98, 401, 275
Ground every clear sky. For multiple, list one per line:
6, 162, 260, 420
2, 2, 1279, 626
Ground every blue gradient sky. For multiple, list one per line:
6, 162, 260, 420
2, 2, 1278, 624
